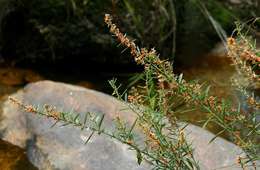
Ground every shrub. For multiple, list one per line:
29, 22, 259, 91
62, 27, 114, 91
10, 14, 259, 169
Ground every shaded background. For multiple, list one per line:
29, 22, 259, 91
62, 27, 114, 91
0, 0, 259, 72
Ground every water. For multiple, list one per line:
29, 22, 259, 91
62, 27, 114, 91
176, 55, 238, 136
0, 71, 35, 169
0, 140, 37, 170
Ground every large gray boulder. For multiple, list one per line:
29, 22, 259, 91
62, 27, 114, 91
0, 81, 253, 170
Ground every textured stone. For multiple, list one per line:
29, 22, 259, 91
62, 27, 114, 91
0, 81, 256, 170
0, 81, 150, 170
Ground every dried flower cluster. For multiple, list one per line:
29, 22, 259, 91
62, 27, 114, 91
9, 97, 37, 113
9, 97, 63, 120
105, 14, 158, 66
228, 37, 260, 66
104, 14, 259, 169
227, 37, 259, 81
105, 14, 200, 169
227, 36, 260, 110
105, 15, 203, 109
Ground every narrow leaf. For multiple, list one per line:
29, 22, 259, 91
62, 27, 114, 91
74, 113, 80, 122
136, 150, 143, 165
97, 114, 105, 134
81, 112, 89, 130
50, 120, 59, 128
209, 129, 225, 144
128, 118, 138, 137
85, 131, 95, 144
203, 116, 213, 129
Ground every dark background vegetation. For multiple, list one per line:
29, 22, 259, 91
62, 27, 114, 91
0, 0, 259, 72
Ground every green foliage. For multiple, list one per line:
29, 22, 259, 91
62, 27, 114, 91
105, 14, 260, 169
119, 0, 177, 59
0, 0, 16, 51
0, 0, 110, 62
0, 0, 177, 63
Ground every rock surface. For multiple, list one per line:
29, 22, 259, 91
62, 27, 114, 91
0, 81, 254, 170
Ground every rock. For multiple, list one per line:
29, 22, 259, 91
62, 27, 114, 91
0, 81, 255, 170
0, 81, 150, 170
184, 124, 242, 170
209, 42, 228, 57
230, 0, 242, 4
